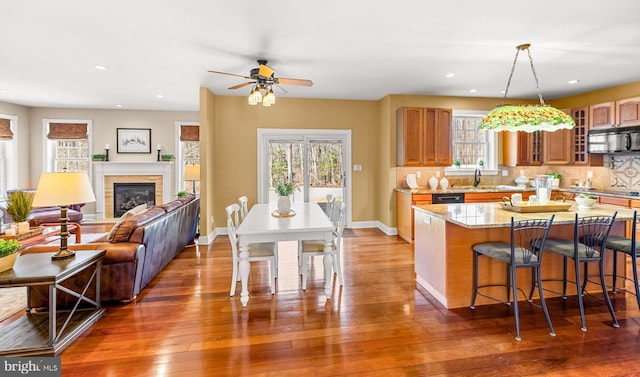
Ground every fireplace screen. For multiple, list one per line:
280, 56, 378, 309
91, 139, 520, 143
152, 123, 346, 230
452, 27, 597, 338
113, 182, 155, 217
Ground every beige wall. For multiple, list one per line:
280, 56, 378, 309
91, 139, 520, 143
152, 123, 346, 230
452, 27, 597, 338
0, 101, 32, 188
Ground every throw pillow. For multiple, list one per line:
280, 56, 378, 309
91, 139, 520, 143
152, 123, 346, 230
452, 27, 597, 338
106, 204, 148, 241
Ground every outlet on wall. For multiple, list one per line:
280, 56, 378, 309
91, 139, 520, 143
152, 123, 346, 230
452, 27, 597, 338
416, 171, 421, 178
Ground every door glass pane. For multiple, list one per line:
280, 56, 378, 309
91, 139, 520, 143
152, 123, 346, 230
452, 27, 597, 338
268, 141, 303, 204
308, 141, 343, 208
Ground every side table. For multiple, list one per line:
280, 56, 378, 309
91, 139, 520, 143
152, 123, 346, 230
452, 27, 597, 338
0, 249, 106, 356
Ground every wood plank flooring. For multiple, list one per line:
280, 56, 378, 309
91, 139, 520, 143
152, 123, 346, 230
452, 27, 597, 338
7, 227, 640, 376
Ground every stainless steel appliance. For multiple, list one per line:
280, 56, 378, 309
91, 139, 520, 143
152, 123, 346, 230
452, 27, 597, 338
588, 126, 640, 153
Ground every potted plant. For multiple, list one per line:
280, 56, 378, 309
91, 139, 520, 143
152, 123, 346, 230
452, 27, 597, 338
91, 153, 106, 161
0, 239, 21, 273
5, 191, 34, 234
453, 159, 462, 169
161, 154, 175, 161
477, 159, 485, 169
548, 172, 562, 188
275, 181, 294, 213
176, 190, 188, 197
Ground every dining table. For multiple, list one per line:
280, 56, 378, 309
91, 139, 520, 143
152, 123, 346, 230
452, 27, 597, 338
235, 202, 335, 307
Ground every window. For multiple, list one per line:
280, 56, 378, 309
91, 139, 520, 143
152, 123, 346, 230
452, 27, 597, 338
176, 122, 200, 193
447, 110, 497, 174
43, 120, 91, 174
0, 115, 18, 196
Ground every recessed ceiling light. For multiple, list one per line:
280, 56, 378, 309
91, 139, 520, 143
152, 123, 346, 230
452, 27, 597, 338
0, 89, 8, 93
568, 79, 580, 85
156, 94, 164, 99
499, 90, 506, 94
115, 104, 123, 108
446, 73, 455, 78
93, 65, 107, 70
469, 89, 477, 93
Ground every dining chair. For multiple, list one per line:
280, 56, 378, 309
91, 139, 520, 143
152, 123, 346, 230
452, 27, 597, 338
604, 210, 640, 310
226, 203, 278, 296
238, 196, 249, 222
324, 194, 336, 219
470, 215, 555, 341
299, 200, 345, 290
542, 212, 619, 331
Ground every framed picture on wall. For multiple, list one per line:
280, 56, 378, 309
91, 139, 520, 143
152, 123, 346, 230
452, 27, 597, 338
117, 128, 152, 154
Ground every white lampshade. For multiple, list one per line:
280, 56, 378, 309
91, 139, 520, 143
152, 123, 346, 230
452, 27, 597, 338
183, 165, 200, 181
32, 171, 96, 207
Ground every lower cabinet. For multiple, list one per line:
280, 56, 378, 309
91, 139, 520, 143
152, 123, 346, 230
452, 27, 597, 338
397, 191, 431, 243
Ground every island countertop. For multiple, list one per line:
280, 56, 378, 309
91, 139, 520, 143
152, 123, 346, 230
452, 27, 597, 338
413, 202, 635, 229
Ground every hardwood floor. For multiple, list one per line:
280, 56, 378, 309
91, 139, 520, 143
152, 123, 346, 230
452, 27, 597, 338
15, 228, 640, 376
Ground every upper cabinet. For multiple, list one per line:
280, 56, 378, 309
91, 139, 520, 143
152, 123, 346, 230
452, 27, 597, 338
616, 96, 640, 128
540, 107, 602, 166
396, 107, 452, 167
542, 128, 572, 165
589, 102, 615, 129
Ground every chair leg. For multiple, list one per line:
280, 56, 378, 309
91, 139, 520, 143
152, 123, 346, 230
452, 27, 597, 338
511, 264, 521, 341
297, 241, 303, 276
470, 251, 479, 309
527, 268, 536, 302
274, 243, 279, 279
599, 260, 619, 327
301, 254, 308, 291
581, 263, 589, 295
537, 265, 556, 336
270, 257, 276, 295
333, 252, 344, 286
575, 259, 587, 331
230, 261, 238, 296
612, 250, 619, 292
506, 265, 511, 304
632, 253, 640, 310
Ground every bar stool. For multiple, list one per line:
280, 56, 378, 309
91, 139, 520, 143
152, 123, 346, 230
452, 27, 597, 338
542, 213, 618, 331
470, 215, 555, 341
605, 210, 640, 310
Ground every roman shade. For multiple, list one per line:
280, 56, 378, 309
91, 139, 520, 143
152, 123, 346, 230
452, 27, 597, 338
0, 118, 13, 140
180, 125, 199, 141
47, 123, 88, 139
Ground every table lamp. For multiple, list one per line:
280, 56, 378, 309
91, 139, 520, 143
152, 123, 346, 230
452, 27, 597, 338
32, 172, 96, 260
183, 165, 200, 194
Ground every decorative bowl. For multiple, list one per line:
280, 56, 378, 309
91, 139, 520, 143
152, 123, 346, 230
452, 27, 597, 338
575, 196, 597, 208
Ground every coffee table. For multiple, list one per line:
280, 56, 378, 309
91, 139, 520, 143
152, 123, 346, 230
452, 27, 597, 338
0, 249, 106, 356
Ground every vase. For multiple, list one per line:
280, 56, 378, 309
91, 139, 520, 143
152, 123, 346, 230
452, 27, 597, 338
0, 252, 18, 273
277, 196, 291, 213
17, 221, 30, 234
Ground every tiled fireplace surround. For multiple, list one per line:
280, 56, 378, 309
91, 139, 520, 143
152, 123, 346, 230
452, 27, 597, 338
93, 162, 173, 219
396, 155, 640, 193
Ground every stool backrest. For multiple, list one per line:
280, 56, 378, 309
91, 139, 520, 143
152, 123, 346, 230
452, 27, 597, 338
575, 212, 617, 258
512, 215, 555, 265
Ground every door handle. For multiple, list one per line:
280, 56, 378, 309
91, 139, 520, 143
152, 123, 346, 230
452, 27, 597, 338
626, 133, 632, 150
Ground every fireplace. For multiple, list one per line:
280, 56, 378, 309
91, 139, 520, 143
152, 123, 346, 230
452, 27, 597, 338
113, 183, 156, 217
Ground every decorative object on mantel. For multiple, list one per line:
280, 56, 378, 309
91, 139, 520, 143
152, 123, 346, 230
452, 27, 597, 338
91, 153, 106, 161
157, 144, 161, 161
0, 238, 20, 273
275, 181, 295, 214
478, 43, 575, 133
32, 172, 96, 260
104, 143, 110, 161
161, 154, 175, 162
5, 191, 34, 234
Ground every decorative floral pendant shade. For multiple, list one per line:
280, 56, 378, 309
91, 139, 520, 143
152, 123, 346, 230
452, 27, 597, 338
478, 44, 575, 133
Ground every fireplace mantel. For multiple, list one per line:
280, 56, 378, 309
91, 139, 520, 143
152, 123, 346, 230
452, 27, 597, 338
93, 162, 173, 219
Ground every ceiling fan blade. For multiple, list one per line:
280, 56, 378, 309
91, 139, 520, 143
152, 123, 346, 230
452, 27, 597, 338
228, 82, 254, 90
273, 84, 288, 95
208, 70, 252, 80
258, 64, 275, 78
276, 77, 313, 87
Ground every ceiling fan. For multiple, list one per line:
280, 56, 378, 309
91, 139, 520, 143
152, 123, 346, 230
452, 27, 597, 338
208, 59, 313, 94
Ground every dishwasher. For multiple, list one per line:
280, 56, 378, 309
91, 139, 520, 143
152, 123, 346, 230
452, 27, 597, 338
431, 193, 465, 204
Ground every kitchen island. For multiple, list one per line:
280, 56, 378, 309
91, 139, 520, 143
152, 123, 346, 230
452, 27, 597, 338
413, 202, 635, 309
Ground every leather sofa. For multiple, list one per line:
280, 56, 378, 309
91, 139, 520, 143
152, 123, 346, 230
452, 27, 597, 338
21, 194, 200, 308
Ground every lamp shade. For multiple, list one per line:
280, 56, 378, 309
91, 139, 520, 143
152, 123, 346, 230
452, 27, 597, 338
32, 171, 96, 207
478, 105, 575, 133
183, 165, 200, 181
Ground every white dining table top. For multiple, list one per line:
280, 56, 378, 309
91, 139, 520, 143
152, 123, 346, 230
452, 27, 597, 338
236, 202, 334, 236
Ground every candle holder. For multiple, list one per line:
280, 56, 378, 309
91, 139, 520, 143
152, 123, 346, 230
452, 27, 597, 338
157, 148, 161, 162
105, 149, 110, 162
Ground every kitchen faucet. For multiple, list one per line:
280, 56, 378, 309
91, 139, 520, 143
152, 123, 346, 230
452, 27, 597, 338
473, 168, 481, 187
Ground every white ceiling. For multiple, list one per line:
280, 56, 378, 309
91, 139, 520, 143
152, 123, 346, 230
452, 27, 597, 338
1, 0, 640, 112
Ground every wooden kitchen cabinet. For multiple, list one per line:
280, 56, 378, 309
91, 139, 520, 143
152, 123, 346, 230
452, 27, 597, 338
570, 107, 603, 166
616, 97, 640, 128
542, 129, 572, 165
396, 191, 431, 242
502, 130, 541, 166
396, 107, 452, 167
590, 102, 615, 129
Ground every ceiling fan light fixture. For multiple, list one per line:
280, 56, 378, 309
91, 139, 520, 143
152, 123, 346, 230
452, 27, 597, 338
264, 87, 276, 106
478, 43, 575, 132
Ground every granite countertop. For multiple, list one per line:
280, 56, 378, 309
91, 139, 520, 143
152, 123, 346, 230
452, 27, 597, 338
413, 202, 635, 229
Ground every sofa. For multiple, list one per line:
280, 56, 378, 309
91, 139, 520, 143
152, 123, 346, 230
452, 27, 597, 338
20, 194, 200, 308
1, 189, 85, 227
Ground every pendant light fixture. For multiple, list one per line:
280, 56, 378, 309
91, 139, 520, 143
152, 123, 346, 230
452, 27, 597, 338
478, 43, 575, 133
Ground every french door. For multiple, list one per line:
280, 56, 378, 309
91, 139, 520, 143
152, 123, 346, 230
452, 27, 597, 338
258, 129, 351, 225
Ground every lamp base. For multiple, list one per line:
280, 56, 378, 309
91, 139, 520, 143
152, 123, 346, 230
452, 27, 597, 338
51, 249, 76, 260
